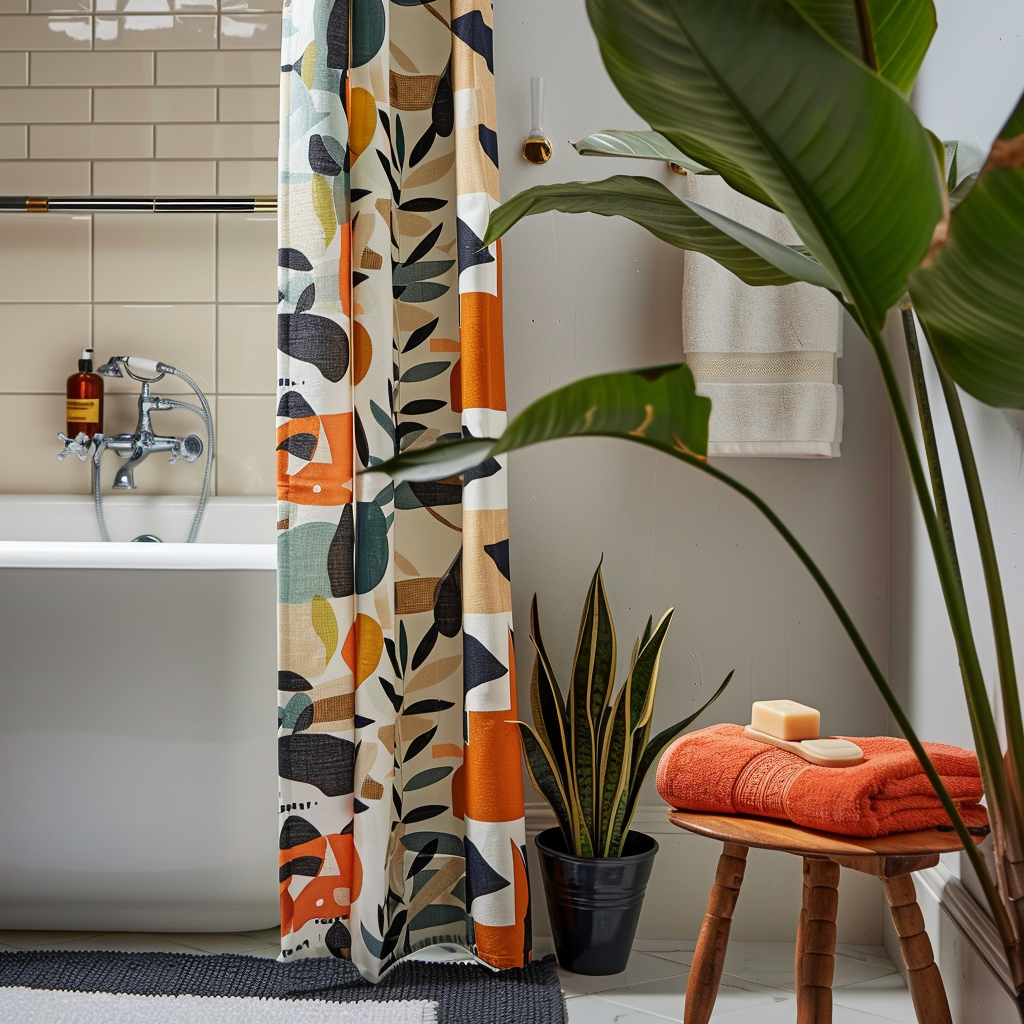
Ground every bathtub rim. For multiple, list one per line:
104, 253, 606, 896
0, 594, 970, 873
0, 540, 275, 570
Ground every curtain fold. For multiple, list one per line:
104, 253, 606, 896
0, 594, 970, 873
276, 0, 529, 982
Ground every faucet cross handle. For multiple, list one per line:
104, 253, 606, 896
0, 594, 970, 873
57, 431, 96, 462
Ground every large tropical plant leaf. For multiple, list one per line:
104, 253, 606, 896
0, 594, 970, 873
584, 0, 777, 209
494, 363, 709, 459
572, 130, 710, 173
483, 176, 838, 290
586, 0, 942, 329
371, 364, 710, 486
909, 89, 1024, 409
788, 0, 936, 94
943, 139, 986, 198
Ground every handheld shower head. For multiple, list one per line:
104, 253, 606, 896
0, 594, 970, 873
96, 356, 125, 378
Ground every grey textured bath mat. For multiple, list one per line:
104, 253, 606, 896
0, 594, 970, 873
0, 949, 566, 1024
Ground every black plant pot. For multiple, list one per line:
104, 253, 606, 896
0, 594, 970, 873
535, 826, 659, 975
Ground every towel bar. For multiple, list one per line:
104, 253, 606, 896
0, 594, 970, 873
0, 196, 277, 214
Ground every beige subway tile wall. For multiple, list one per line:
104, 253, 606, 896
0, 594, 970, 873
0, 0, 280, 496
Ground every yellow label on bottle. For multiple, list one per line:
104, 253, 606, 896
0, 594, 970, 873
67, 398, 100, 422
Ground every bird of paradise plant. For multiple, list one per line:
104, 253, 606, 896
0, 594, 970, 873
520, 561, 732, 858
372, 0, 1024, 1010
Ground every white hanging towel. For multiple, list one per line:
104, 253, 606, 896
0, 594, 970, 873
680, 175, 844, 458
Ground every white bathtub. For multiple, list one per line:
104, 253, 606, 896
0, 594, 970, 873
0, 495, 279, 932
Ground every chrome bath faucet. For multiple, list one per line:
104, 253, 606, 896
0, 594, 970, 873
100, 381, 205, 490
57, 356, 215, 543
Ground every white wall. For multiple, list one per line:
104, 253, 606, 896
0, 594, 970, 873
493, 0, 894, 942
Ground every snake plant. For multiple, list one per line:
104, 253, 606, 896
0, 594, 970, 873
519, 562, 731, 858
372, 0, 1024, 1010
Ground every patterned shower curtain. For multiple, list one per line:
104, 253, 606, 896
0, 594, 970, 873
276, 0, 529, 983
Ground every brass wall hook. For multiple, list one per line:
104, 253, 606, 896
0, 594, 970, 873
523, 77, 553, 164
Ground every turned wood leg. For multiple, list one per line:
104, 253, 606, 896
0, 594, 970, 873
797, 858, 840, 1024
882, 873, 952, 1024
684, 842, 748, 1024
795, 858, 810, 994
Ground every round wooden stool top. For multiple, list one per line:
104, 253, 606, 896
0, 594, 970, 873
668, 809, 970, 859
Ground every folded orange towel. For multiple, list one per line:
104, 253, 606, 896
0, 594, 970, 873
656, 724, 988, 838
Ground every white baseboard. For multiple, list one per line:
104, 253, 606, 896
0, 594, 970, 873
918, 865, 1013, 993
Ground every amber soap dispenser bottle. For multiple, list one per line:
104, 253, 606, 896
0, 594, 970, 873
66, 347, 104, 439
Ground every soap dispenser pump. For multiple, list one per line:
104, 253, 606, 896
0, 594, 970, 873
66, 347, 104, 439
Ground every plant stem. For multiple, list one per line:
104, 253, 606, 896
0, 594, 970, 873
857, 315, 1015, 836
851, 0, 879, 71
925, 330, 1024, 812
905, 312, 1024, 824
901, 309, 1012, 844
901, 311, 1024, 971
647, 444, 1015, 946
856, 310, 1020, 956
901, 307, 963, 589
918, 319, 1024, 960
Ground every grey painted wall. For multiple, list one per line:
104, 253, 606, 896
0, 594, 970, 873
493, 0, 894, 940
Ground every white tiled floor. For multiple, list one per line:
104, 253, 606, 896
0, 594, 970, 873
0, 930, 918, 1023
552, 938, 917, 1023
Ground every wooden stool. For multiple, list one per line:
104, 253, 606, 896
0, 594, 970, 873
669, 811, 973, 1024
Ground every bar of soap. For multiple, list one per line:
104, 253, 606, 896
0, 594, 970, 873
801, 738, 864, 761
751, 699, 820, 741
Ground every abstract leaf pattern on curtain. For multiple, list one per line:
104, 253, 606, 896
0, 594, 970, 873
277, 0, 530, 982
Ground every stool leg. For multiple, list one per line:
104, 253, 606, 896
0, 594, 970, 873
797, 858, 839, 1024
882, 873, 952, 1024
684, 842, 748, 1024
795, 858, 810, 994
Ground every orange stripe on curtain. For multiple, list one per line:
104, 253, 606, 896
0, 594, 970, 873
459, 245, 506, 411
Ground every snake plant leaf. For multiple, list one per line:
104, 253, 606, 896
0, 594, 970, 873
597, 676, 632, 856
627, 609, 674, 735
787, 0, 936, 95
529, 595, 571, 791
568, 564, 617, 849
606, 791, 630, 857
572, 130, 710, 174
599, 611, 674, 856
620, 669, 735, 840
586, 0, 943, 330
483, 176, 838, 290
371, 364, 711, 486
517, 722, 576, 850
596, 631, 638, 773
619, 617, 674, 834
909, 89, 1024, 409
640, 615, 653, 651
